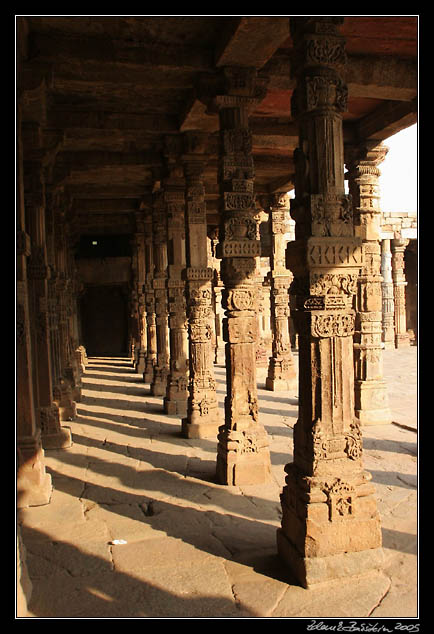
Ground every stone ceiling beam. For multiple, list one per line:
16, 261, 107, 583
214, 17, 290, 68
72, 199, 140, 213
28, 33, 214, 73
56, 150, 162, 170
48, 110, 179, 134
355, 98, 418, 141
264, 53, 417, 101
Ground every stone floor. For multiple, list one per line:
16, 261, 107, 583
18, 345, 418, 619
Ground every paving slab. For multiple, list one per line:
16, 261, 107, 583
18, 347, 418, 619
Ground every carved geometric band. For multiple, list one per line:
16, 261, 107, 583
307, 237, 363, 268
220, 240, 261, 257
186, 267, 214, 280
311, 311, 355, 338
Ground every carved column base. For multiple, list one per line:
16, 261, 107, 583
277, 529, 384, 589
143, 358, 156, 383
135, 351, 146, 375
40, 405, 73, 449
265, 357, 297, 391
150, 368, 169, 397
17, 433, 52, 508
181, 410, 221, 439
395, 333, 411, 348
355, 380, 392, 425
277, 463, 383, 587
54, 381, 77, 421
383, 340, 395, 350
42, 427, 73, 449
164, 383, 188, 417
216, 424, 272, 485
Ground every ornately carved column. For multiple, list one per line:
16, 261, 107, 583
163, 141, 189, 417
24, 152, 72, 449
143, 198, 158, 383
150, 188, 170, 396
346, 142, 391, 425
181, 131, 220, 437
391, 238, 411, 348
132, 211, 147, 374
17, 111, 52, 507
278, 17, 383, 587
213, 67, 272, 484
380, 239, 395, 348
263, 192, 297, 391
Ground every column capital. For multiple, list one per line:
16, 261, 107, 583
345, 141, 389, 173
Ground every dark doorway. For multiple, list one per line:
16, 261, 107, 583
80, 285, 128, 356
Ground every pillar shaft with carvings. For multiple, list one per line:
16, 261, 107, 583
278, 17, 383, 587
150, 189, 170, 396
16, 111, 52, 507
346, 142, 391, 425
143, 198, 158, 383
132, 211, 147, 374
213, 68, 272, 484
181, 132, 220, 437
24, 150, 72, 449
163, 142, 189, 416
381, 239, 395, 348
264, 193, 297, 391
391, 238, 410, 348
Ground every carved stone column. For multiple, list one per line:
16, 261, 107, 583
391, 238, 411, 348
181, 132, 220, 437
132, 211, 147, 374
277, 17, 383, 587
346, 143, 391, 425
143, 198, 158, 383
212, 67, 272, 484
163, 142, 189, 416
24, 153, 72, 449
17, 112, 52, 507
53, 214, 78, 421
381, 239, 395, 348
150, 189, 170, 396
263, 192, 297, 391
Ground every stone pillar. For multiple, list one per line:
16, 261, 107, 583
133, 211, 147, 374
346, 143, 391, 425
163, 142, 189, 416
381, 239, 395, 348
150, 188, 170, 396
53, 214, 78, 421
391, 238, 411, 348
212, 67, 272, 485
16, 113, 52, 508
181, 131, 220, 437
277, 17, 383, 587
23, 146, 72, 449
143, 198, 158, 383
263, 192, 297, 391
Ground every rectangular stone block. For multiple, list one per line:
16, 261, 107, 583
277, 528, 385, 589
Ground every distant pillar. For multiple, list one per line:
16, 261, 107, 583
381, 239, 395, 349
143, 197, 158, 383
150, 189, 170, 396
391, 238, 411, 348
264, 192, 297, 391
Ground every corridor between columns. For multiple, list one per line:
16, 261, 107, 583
17, 348, 417, 618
